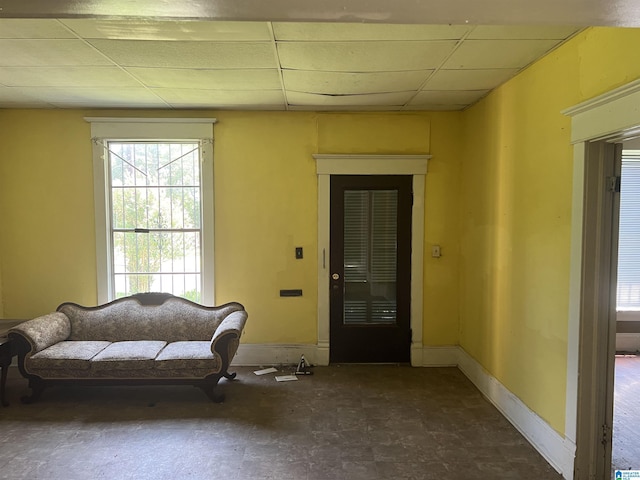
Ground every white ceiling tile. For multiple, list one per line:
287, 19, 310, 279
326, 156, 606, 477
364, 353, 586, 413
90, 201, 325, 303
424, 68, 520, 90
287, 91, 413, 107
152, 88, 285, 106
468, 25, 580, 40
15, 87, 167, 107
0, 19, 76, 39
409, 90, 489, 106
87, 40, 277, 68
127, 67, 282, 90
0, 22, 582, 111
278, 41, 457, 72
273, 22, 471, 41
0, 39, 114, 67
282, 70, 430, 95
442, 39, 560, 69
61, 19, 273, 41
0, 67, 141, 87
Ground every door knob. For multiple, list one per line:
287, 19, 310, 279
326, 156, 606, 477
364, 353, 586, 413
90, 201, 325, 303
332, 273, 340, 280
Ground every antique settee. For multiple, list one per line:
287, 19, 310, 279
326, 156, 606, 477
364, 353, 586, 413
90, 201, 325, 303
8, 293, 247, 403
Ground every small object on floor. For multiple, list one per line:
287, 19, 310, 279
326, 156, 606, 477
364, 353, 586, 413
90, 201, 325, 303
253, 367, 278, 375
295, 354, 313, 375
275, 375, 298, 382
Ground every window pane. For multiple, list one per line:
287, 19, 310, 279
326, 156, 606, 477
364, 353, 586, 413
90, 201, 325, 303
108, 141, 202, 301
343, 189, 398, 325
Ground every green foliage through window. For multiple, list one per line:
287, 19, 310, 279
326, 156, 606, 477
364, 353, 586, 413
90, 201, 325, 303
108, 141, 202, 302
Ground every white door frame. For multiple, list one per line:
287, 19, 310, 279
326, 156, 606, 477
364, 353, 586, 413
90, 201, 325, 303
314, 154, 430, 366
563, 80, 640, 478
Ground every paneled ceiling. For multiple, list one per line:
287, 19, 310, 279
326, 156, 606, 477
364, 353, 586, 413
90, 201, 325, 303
1, 0, 635, 111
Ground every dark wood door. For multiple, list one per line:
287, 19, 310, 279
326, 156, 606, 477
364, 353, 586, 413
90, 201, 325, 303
330, 175, 412, 363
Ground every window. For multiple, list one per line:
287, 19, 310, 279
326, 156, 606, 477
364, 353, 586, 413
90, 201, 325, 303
343, 189, 398, 324
109, 141, 203, 300
87, 118, 215, 305
617, 150, 640, 310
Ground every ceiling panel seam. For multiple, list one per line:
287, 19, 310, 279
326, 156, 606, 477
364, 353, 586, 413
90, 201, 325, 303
401, 26, 475, 110
267, 21, 289, 110
53, 18, 171, 108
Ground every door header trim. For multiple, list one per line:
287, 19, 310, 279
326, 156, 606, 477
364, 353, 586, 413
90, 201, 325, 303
313, 154, 430, 175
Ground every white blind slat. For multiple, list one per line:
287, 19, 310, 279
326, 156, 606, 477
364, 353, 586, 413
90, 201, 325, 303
617, 151, 640, 310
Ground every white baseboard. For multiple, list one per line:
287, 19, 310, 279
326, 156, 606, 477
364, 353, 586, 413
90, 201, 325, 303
418, 345, 460, 366
232, 343, 324, 367
456, 348, 575, 479
233, 344, 459, 367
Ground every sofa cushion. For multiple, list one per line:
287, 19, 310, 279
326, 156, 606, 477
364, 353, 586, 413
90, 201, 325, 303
29, 341, 111, 370
155, 341, 220, 370
90, 341, 166, 371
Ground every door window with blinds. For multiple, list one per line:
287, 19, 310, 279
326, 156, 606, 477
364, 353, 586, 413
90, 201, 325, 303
107, 141, 203, 302
343, 189, 398, 324
618, 150, 640, 310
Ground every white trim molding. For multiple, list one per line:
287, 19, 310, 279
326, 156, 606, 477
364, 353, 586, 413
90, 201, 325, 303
417, 345, 460, 366
457, 348, 575, 478
232, 344, 320, 367
562, 79, 640, 144
85, 117, 216, 305
313, 153, 431, 366
314, 154, 430, 175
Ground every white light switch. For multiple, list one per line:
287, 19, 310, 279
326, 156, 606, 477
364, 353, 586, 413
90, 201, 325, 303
432, 245, 441, 258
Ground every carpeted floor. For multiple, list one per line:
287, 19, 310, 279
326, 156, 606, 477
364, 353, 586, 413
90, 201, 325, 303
0, 364, 561, 480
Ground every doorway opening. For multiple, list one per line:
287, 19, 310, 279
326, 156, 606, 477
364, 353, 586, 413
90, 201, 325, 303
564, 80, 640, 480
611, 142, 640, 473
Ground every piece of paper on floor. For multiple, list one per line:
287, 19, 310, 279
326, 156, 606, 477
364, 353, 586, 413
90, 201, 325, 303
275, 375, 298, 382
254, 367, 278, 375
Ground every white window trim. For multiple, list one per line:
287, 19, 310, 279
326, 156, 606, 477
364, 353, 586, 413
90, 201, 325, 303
86, 117, 216, 305
313, 153, 430, 366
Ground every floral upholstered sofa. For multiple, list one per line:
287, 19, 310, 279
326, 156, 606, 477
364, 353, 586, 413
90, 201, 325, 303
8, 293, 247, 403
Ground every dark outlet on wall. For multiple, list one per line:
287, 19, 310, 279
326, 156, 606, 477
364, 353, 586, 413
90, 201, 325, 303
295, 247, 303, 259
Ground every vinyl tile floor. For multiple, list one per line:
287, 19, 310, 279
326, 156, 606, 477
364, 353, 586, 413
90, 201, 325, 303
0, 364, 561, 480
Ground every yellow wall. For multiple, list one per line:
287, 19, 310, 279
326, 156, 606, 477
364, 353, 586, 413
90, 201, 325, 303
0, 109, 461, 346
0, 111, 97, 318
459, 26, 640, 434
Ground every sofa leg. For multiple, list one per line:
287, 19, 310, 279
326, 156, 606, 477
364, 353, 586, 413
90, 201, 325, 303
223, 371, 237, 381
200, 384, 225, 403
21, 380, 45, 404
